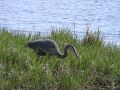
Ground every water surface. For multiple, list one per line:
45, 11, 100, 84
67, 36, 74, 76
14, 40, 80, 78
0, 0, 120, 45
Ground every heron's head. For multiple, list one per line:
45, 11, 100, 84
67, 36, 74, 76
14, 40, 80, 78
66, 44, 81, 60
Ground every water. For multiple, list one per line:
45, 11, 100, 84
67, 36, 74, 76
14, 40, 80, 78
0, 0, 120, 45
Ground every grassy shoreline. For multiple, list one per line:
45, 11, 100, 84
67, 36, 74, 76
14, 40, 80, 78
0, 27, 120, 90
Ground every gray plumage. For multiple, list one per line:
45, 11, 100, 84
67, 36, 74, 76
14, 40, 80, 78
26, 39, 80, 59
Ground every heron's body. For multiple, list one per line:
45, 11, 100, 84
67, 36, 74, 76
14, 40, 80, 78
26, 39, 80, 59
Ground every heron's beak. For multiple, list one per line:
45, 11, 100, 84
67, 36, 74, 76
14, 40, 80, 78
70, 46, 81, 60
75, 52, 81, 60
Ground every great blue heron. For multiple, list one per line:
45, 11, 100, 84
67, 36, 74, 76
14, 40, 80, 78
26, 39, 80, 59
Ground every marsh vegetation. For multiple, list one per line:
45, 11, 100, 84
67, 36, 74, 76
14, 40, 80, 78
0, 27, 120, 90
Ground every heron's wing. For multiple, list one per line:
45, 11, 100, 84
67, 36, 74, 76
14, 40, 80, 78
36, 49, 47, 56
36, 40, 56, 53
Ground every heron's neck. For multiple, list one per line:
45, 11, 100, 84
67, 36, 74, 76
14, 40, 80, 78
56, 44, 80, 59
57, 45, 69, 58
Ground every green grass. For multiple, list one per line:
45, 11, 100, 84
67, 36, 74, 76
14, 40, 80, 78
0, 27, 120, 90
